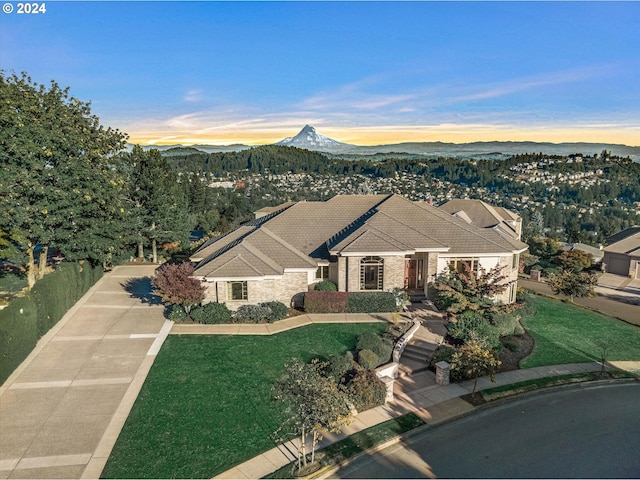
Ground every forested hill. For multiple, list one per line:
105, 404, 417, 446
166, 145, 333, 173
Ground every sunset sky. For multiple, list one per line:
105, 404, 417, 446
2, 1, 639, 146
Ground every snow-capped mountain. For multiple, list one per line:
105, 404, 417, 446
275, 125, 352, 151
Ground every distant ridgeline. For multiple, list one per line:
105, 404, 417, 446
160, 145, 640, 246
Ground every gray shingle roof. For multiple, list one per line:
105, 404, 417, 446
191, 194, 528, 280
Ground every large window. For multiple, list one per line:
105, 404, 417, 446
448, 258, 479, 274
360, 256, 384, 290
228, 281, 248, 301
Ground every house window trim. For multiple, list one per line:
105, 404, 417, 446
360, 256, 384, 291
228, 281, 248, 301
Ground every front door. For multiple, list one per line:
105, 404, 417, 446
405, 260, 417, 289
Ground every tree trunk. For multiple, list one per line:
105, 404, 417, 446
27, 246, 37, 290
137, 242, 144, 259
152, 238, 158, 264
38, 244, 48, 279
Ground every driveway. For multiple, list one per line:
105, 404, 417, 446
0, 265, 169, 479
336, 383, 640, 479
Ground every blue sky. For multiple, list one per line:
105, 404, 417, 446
2, 1, 639, 146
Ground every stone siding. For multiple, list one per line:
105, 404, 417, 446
203, 271, 308, 310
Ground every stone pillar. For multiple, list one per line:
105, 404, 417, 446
530, 269, 542, 282
435, 361, 450, 385
379, 375, 395, 402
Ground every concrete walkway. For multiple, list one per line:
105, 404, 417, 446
0, 265, 168, 479
215, 361, 606, 479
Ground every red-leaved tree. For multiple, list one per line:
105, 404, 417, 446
151, 262, 205, 314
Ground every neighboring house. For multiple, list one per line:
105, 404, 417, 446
190, 194, 528, 309
438, 199, 523, 240
603, 226, 640, 278
559, 242, 604, 263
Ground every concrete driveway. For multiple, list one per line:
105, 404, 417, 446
0, 265, 170, 479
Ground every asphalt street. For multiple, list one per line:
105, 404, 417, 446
336, 383, 640, 479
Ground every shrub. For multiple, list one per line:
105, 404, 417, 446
430, 344, 456, 368
489, 312, 518, 337
503, 340, 521, 352
356, 332, 393, 364
0, 296, 38, 384
325, 351, 355, 382
234, 304, 271, 323
357, 349, 380, 370
259, 301, 289, 322
314, 280, 338, 291
347, 292, 396, 313
447, 310, 501, 350
166, 304, 189, 322
346, 368, 387, 411
304, 291, 349, 313
190, 302, 232, 324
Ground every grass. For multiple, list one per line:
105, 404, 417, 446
520, 295, 640, 368
101, 322, 386, 479
265, 413, 426, 479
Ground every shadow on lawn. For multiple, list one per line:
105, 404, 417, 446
122, 277, 162, 305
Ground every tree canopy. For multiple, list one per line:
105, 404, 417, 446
0, 72, 128, 287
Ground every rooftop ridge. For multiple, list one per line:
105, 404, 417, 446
326, 194, 393, 250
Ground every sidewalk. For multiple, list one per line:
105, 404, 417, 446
0, 265, 169, 479
214, 361, 604, 479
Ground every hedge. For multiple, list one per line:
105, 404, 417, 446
0, 296, 38, 383
347, 292, 396, 313
304, 291, 397, 314
0, 262, 103, 384
304, 291, 349, 313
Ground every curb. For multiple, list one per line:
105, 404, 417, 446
299, 375, 638, 480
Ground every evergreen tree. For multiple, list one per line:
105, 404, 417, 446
126, 146, 190, 262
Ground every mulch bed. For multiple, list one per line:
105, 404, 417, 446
498, 332, 535, 372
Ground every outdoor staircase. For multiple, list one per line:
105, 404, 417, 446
398, 300, 447, 377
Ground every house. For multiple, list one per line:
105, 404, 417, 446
190, 194, 528, 309
603, 226, 640, 278
438, 199, 523, 240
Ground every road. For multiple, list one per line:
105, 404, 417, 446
336, 383, 640, 479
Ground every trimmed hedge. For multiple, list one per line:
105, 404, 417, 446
0, 262, 103, 384
0, 296, 38, 383
347, 292, 396, 313
304, 291, 349, 313
304, 291, 397, 314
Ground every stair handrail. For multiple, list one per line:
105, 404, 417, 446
392, 319, 422, 363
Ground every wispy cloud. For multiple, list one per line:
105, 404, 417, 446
183, 89, 203, 103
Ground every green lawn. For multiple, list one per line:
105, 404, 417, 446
520, 295, 640, 368
101, 322, 386, 479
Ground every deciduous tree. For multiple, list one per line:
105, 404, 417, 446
433, 264, 512, 314
151, 262, 205, 314
0, 72, 128, 287
272, 358, 352, 473
450, 340, 501, 395
547, 270, 597, 303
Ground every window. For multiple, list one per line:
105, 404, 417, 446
360, 256, 384, 290
448, 258, 479, 274
513, 254, 520, 270
228, 281, 248, 301
315, 266, 329, 280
